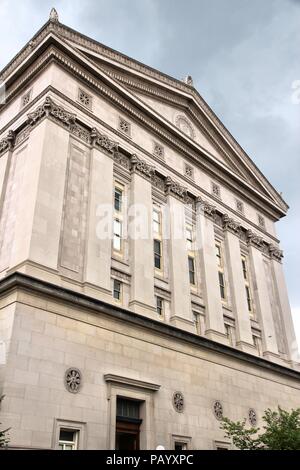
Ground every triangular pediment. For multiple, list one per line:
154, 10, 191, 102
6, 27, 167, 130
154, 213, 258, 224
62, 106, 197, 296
0, 19, 288, 215
77, 53, 276, 196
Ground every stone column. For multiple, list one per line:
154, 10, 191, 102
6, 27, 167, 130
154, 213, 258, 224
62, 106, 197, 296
0, 131, 14, 205
29, 120, 70, 270
84, 138, 114, 301
222, 216, 254, 353
6, 119, 70, 275
195, 198, 227, 343
166, 182, 194, 332
269, 245, 299, 366
128, 156, 156, 318
248, 233, 280, 361
0, 131, 15, 272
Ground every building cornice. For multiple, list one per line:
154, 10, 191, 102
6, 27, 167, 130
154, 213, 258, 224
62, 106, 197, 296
0, 95, 284, 261
0, 26, 287, 218
0, 47, 284, 224
0, 271, 298, 380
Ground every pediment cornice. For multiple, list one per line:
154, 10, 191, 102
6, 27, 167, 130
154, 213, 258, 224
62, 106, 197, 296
0, 38, 286, 222
0, 19, 287, 216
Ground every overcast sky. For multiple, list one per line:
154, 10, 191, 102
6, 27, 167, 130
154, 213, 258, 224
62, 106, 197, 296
0, 0, 299, 344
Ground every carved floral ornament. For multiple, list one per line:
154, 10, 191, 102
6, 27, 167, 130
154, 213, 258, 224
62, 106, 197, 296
175, 115, 195, 140
131, 154, 155, 179
0, 95, 283, 261
0, 130, 15, 153
213, 401, 223, 420
248, 408, 258, 427
64, 367, 82, 393
173, 391, 184, 413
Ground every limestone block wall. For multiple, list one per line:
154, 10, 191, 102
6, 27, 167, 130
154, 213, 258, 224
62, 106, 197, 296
0, 288, 299, 450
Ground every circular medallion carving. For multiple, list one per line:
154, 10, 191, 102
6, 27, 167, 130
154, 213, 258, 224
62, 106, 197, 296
213, 400, 223, 420
248, 408, 257, 427
173, 391, 184, 413
65, 367, 82, 394
175, 115, 195, 140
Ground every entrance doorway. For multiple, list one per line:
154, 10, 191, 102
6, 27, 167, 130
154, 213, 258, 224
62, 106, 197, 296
115, 397, 142, 450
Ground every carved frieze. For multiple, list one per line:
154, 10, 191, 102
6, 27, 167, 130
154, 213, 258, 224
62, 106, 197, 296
269, 244, 284, 262
111, 268, 131, 283
195, 196, 216, 219
165, 176, 188, 202
0, 130, 15, 155
246, 230, 264, 249
131, 154, 155, 179
14, 127, 30, 146
113, 151, 130, 170
222, 214, 241, 235
90, 127, 118, 154
151, 173, 165, 192
70, 123, 92, 144
27, 96, 76, 129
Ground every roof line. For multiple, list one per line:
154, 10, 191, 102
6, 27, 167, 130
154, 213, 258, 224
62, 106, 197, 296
0, 18, 288, 210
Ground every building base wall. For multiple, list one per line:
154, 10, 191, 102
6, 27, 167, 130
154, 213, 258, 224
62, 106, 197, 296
1, 274, 300, 450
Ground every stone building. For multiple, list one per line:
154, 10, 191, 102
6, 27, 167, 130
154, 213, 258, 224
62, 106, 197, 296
0, 9, 299, 450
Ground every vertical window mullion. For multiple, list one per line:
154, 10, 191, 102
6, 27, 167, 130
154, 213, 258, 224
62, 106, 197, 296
188, 256, 195, 285
216, 243, 226, 300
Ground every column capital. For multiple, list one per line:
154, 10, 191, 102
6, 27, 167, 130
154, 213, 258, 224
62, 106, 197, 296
246, 229, 264, 249
269, 244, 284, 262
165, 176, 188, 202
196, 196, 216, 219
222, 214, 241, 236
130, 154, 155, 180
27, 96, 76, 128
0, 130, 15, 155
90, 127, 118, 154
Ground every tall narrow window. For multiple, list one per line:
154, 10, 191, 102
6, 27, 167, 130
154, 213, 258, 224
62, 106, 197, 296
113, 219, 122, 252
186, 227, 193, 251
216, 243, 226, 300
153, 209, 161, 235
156, 296, 163, 316
113, 182, 125, 257
188, 256, 195, 285
241, 256, 253, 314
58, 429, 79, 450
187, 225, 196, 286
153, 207, 163, 271
154, 239, 162, 270
114, 187, 123, 212
113, 279, 122, 301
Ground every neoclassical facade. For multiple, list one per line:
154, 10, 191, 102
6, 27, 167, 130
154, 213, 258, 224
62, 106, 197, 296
0, 9, 299, 450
